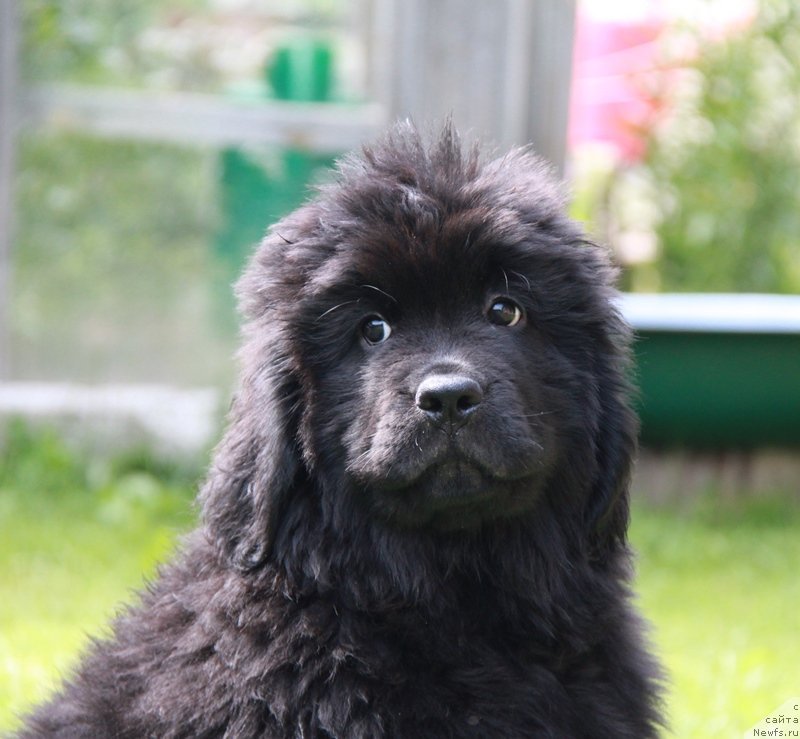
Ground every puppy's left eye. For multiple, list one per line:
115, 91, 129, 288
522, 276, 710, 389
487, 299, 524, 327
361, 316, 392, 344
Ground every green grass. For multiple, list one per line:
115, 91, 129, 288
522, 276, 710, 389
0, 425, 199, 731
631, 500, 800, 737
1, 427, 798, 736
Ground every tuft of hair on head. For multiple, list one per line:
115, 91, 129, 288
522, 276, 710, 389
337, 118, 484, 195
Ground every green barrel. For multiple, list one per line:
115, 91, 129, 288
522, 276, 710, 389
621, 294, 800, 448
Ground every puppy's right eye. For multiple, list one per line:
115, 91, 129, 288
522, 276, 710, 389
487, 298, 525, 327
361, 316, 392, 345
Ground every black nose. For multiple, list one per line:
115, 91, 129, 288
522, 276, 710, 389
415, 374, 483, 425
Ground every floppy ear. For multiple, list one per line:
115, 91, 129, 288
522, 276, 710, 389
199, 325, 302, 572
586, 386, 638, 558
584, 313, 639, 559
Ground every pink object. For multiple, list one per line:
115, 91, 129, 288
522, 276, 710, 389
568, 2, 756, 162
569, 10, 668, 161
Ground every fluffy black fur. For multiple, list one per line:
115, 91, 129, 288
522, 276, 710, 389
19, 124, 663, 738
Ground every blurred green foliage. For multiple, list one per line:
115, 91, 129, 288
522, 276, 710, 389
0, 419, 202, 499
0, 423, 199, 731
20, 0, 347, 91
637, 0, 800, 293
21, 0, 213, 89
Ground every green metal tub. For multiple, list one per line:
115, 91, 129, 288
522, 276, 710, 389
620, 294, 800, 448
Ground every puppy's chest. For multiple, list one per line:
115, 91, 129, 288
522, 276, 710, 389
291, 628, 575, 738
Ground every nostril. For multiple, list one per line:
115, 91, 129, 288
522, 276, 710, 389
418, 394, 444, 414
457, 393, 479, 413
415, 374, 484, 424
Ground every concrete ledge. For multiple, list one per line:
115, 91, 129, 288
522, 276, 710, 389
0, 382, 220, 456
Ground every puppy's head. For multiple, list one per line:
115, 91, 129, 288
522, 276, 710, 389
201, 123, 636, 569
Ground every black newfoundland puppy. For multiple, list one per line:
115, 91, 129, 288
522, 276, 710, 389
20, 124, 663, 738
